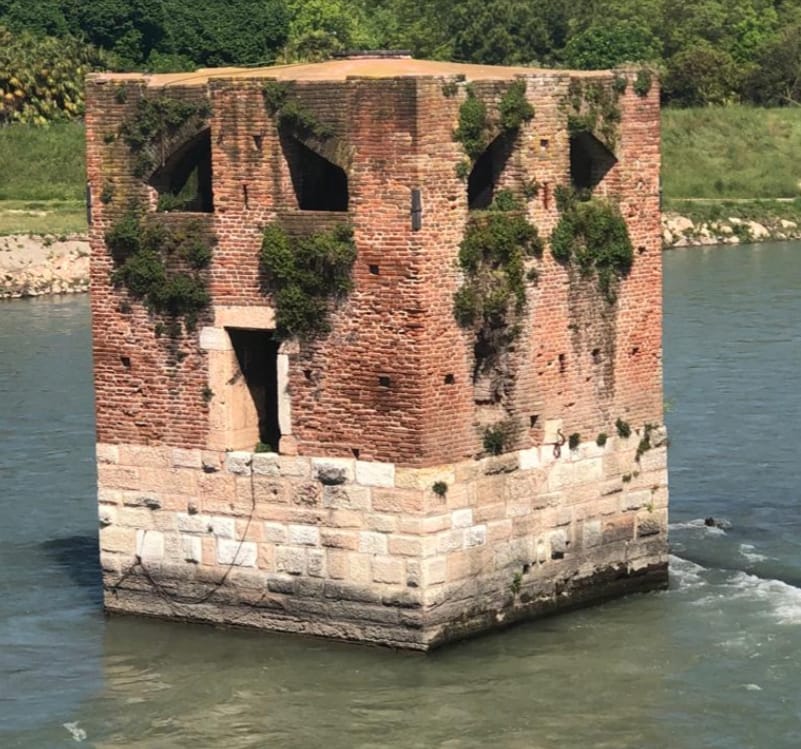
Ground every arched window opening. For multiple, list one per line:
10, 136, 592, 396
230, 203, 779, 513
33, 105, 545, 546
569, 132, 616, 192
150, 129, 213, 213
468, 133, 515, 210
281, 135, 348, 211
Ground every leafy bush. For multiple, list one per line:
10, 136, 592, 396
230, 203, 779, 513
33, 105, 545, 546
260, 222, 356, 339
550, 190, 633, 303
106, 209, 215, 332
453, 85, 489, 160
498, 79, 534, 130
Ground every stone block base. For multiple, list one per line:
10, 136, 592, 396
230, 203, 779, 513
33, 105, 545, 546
97, 428, 669, 650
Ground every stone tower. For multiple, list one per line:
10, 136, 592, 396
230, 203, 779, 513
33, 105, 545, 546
87, 54, 668, 650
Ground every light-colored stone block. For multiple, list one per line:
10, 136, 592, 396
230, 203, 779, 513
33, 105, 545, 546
98, 506, 116, 527
225, 451, 252, 475
251, 452, 280, 476
182, 535, 202, 563
276, 546, 305, 575
518, 447, 540, 470
277, 353, 292, 437
278, 456, 311, 478
208, 516, 236, 539
307, 549, 326, 577
372, 556, 404, 584
172, 448, 202, 469
465, 525, 487, 547
217, 539, 257, 567
358, 531, 388, 555
288, 524, 320, 546
583, 520, 602, 548
312, 457, 356, 485
623, 490, 652, 511
451, 508, 473, 529
395, 464, 455, 491
176, 512, 208, 534
96, 443, 119, 465
136, 530, 164, 562
264, 522, 288, 543
355, 460, 395, 487
199, 326, 232, 351
99, 525, 136, 554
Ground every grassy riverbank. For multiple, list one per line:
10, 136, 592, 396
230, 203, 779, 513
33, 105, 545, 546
0, 122, 86, 235
4, 105, 801, 235
661, 106, 801, 201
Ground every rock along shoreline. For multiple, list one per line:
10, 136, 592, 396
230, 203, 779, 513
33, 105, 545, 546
2, 215, 799, 299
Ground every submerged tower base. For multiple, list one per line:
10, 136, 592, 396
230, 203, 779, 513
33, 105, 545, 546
99, 431, 668, 651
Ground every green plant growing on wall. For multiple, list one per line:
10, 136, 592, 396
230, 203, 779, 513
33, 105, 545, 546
454, 80, 534, 173
119, 95, 211, 178
596, 432, 608, 447
262, 81, 333, 140
453, 84, 489, 160
636, 423, 659, 460
432, 481, 449, 497
633, 68, 653, 97
510, 571, 523, 595
615, 418, 631, 438
498, 79, 535, 130
565, 79, 622, 150
482, 418, 519, 456
568, 432, 581, 450
550, 187, 633, 303
259, 222, 356, 339
454, 195, 543, 370
105, 207, 214, 334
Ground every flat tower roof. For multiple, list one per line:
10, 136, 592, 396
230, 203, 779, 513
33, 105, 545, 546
90, 55, 611, 88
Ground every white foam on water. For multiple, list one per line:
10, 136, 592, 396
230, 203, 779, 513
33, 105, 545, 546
669, 554, 707, 589
743, 683, 763, 691
669, 518, 728, 535
739, 543, 768, 563
724, 570, 801, 625
63, 722, 87, 742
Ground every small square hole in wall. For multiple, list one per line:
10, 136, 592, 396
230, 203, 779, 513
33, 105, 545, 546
540, 138, 549, 152
252, 134, 264, 151
558, 353, 566, 373
303, 369, 313, 381
351, 448, 360, 459
630, 346, 640, 356
530, 414, 539, 428
638, 245, 646, 255
378, 376, 391, 387
444, 373, 455, 384
120, 356, 131, 369
369, 264, 380, 275
592, 348, 601, 364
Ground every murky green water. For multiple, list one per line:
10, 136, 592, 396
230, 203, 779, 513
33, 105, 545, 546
2, 242, 801, 747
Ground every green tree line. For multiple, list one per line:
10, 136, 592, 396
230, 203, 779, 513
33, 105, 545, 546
3, 0, 801, 123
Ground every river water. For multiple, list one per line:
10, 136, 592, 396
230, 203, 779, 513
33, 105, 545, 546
1, 242, 800, 748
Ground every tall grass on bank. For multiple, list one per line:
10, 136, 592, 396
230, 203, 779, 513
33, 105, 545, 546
662, 106, 801, 200
0, 122, 85, 201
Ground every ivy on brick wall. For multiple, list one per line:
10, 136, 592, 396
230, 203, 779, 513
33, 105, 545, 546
454, 190, 542, 370
550, 186, 633, 303
105, 208, 214, 334
565, 79, 622, 150
453, 80, 534, 178
119, 95, 211, 177
262, 81, 333, 140
259, 222, 356, 339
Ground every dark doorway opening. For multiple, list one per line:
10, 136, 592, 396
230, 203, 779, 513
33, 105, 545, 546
228, 329, 281, 450
281, 134, 348, 211
569, 132, 616, 192
468, 132, 515, 210
150, 128, 214, 212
